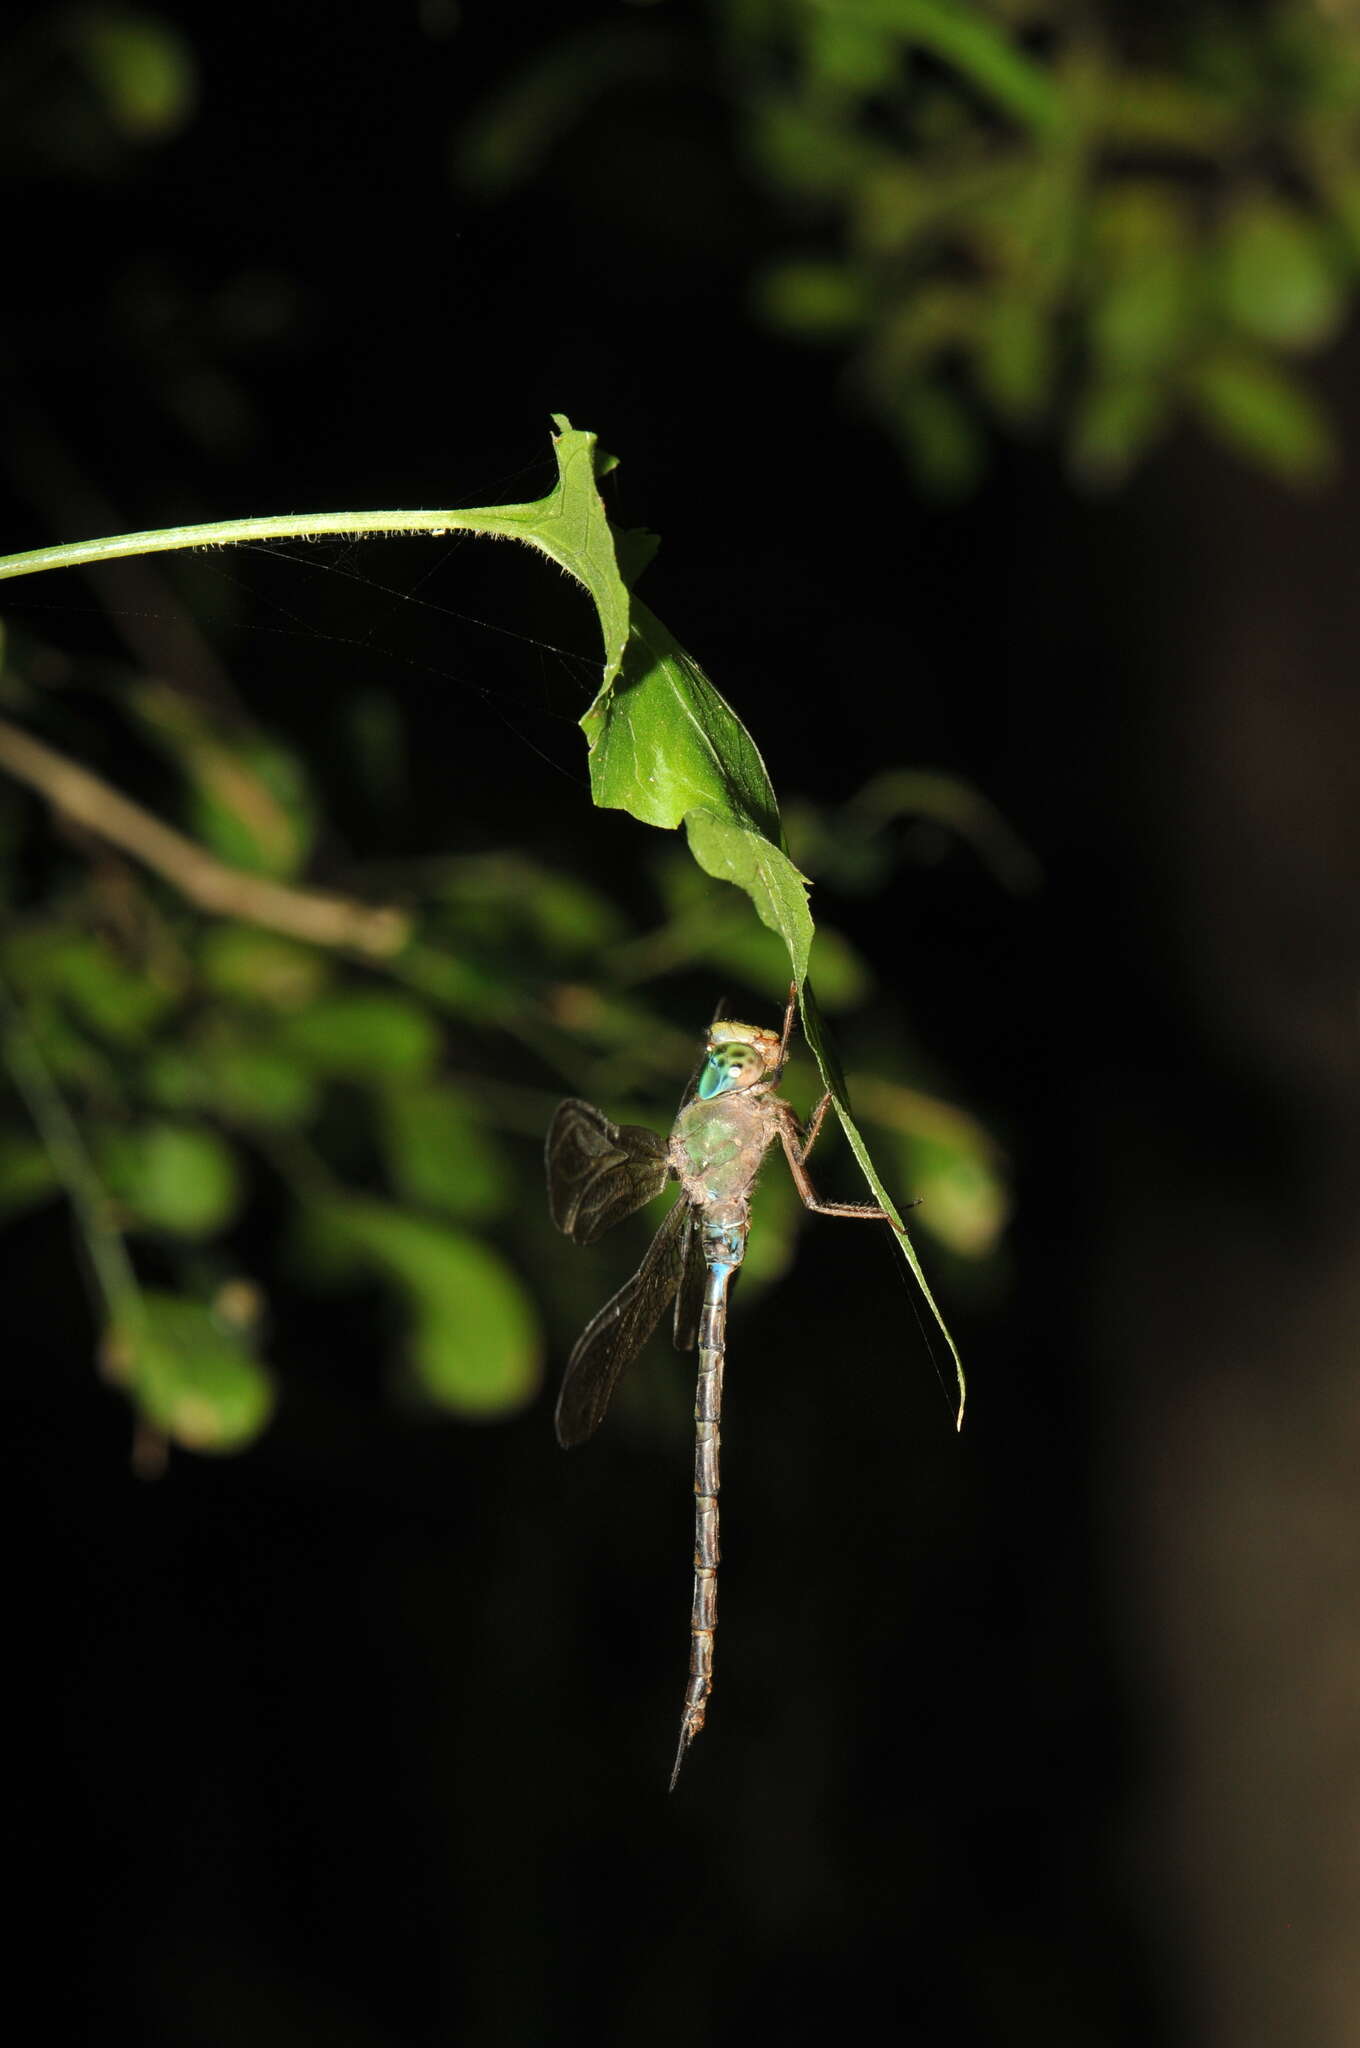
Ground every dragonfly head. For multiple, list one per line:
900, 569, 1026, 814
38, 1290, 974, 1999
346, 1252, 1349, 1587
697, 1020, 783, 1099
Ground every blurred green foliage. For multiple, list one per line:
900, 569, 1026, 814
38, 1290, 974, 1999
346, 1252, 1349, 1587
463, 0, 1360, 492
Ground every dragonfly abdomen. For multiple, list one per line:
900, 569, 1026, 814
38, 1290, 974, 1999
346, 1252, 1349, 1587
671, 1234, 743, 1791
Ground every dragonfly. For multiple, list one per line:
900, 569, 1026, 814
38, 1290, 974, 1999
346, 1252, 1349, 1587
546, 983, 904, 1789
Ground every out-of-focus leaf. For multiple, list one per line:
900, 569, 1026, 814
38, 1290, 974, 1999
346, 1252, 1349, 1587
810, 0, 1062, 134
0, 1133, 59, 1219
115, 1291, 274, 1452
1216, 194, 1344, 350
455, 22, 681, 194
977, 295, 1053, 424
197, 925, 329, 1008
325, 1200, 540, 1418
806, 10, 897, 95
435, 858, 625, 959
748, 100, 883, 201
898, 1134, 1009, 1258
737, 1157, 798, 1290
143, 1039, 319, 1128
378, 1083, 510, 1220
850, 769, 1042, 894
854, 1074, 1009, 1258
72, 8, 197, 140
755, 259, 872, 337
1102, 67, 1240, 152
1187, 350, 1336, 482
1088, 184, 1197, 378
886, 381, 985, 498
2, 927, 174, 1042
282, 991, 440, 1079
187, 732, 314, 877
98, 1120, 242, 1237
128, 681, 316, 878
1067, 376, 1170, 489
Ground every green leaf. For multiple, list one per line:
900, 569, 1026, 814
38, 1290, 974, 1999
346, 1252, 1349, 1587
579, 593, 814, 978
282, 991, 440, 1079
583, 596, 781, 838
119, 1291, 274, 1453
98, 1121, 241, 1237
1187, 350, 1336, 483
682, 811, 815, 983
490, 416, 631, 697
327, 1200, 540, 1418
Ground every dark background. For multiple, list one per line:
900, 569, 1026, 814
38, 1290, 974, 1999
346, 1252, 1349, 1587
7, 6, 1360, 2044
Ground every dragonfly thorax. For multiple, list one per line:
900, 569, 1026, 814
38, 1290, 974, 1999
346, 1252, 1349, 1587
670, 1089, 781, 1214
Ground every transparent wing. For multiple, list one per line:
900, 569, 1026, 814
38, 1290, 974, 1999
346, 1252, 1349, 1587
672, 1209, 707, 1354
555, 1196, 691, 1447
545, 1098, 673, 1247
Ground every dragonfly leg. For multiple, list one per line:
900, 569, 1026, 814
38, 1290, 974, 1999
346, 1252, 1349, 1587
775, 980, 799, 1072
777, 1101, 910, 1227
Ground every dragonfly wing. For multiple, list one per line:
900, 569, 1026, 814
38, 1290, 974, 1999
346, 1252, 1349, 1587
546, 1099, 673, 1246
672, 1209, 707, 1354
555, 1196, 691, 1447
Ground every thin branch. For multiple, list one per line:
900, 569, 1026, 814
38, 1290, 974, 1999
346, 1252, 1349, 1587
0, 714, 410, 956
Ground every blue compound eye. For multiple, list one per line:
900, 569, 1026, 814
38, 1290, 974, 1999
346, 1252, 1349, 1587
697, 1044, 761, 1099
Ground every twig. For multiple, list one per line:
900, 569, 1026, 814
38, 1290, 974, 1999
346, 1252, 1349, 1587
0, 714, 410, 956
